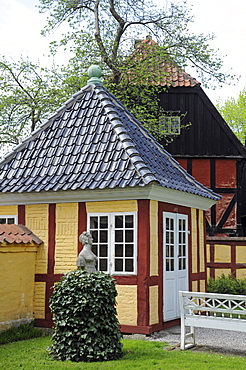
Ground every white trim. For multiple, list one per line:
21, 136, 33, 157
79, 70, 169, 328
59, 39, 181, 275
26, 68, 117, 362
0, 184, 217, 211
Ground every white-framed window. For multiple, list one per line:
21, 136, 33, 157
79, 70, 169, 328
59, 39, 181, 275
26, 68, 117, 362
0, 215, 18, 224
159, 115, 181, 135
88, 212, 137, 275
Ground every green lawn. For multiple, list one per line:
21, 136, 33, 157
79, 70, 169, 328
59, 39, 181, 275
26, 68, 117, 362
0, 337, 246, 370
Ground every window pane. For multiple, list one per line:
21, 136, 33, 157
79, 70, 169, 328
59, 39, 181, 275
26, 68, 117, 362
115, 244, 123, 257
99, 259, 107, 271
92, 245, 98, 255
90, 216, 98, 229
170, 246, 174, 257
100, 230, 108, 243
115, 216, 123, 229
115, 230, 123, 242
166, 245, 169, 257
91, 230, 98, 243
125, 244, 133, 257
99, 244, 108, 257
125, 215, 133, 228
0, 218, 6, 224
7, 218, 15, 224
125, 259, 133, 272
115, 259, 123, 271
100, 216, 108, 229
125, 230, 133, 242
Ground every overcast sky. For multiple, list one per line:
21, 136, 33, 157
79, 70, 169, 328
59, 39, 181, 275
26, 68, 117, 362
0, 0, 245, 105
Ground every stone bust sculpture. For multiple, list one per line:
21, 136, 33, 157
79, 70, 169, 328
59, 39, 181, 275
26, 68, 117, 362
76, 231, 97, 273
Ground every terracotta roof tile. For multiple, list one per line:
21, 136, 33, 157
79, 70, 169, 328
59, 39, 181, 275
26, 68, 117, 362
0, 224, 43, 244
134, 38, 200, 87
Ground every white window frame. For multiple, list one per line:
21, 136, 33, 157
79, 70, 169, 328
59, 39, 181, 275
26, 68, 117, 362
0, 215, 18, 224
87, 212, 137, 275
159, 115, 181, 135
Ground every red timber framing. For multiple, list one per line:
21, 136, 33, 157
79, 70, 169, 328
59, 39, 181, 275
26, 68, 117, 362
207, 237, 246, 279
176, 158, 239, 236
35, 202, 87, 328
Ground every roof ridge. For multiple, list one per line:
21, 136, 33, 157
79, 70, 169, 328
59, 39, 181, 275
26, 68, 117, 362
95, 87, 158, 185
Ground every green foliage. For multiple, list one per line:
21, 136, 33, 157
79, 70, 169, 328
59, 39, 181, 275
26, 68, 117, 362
39, 0, 232, 87
49, 270, 123, 362
207, 273, 246, 295
217, 90, 246, 144
0, 321, 43, 345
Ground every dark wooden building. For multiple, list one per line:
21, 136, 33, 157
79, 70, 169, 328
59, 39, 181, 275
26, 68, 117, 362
130, 36, 246, 237
159, 84, 246, 237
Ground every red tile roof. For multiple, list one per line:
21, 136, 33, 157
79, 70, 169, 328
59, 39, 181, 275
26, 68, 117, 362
133, 37, 200, 87
0, 224, 43, 244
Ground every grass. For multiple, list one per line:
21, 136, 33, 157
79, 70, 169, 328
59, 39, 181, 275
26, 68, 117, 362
0, 336, 246, 370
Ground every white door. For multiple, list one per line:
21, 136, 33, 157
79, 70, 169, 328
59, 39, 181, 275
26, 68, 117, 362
163, 212, 188, 321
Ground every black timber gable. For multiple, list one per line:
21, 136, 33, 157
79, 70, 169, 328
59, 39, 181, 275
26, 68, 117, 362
160, 86, 246, 158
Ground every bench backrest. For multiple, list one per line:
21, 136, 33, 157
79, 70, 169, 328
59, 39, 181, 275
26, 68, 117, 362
179, 291, 246, 320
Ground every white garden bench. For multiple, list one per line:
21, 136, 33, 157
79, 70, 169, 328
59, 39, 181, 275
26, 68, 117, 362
179, 290, 246, 350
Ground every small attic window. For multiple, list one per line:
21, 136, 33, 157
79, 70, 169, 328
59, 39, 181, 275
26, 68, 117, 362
0, 215, 17, 224
159, 112, 181, 135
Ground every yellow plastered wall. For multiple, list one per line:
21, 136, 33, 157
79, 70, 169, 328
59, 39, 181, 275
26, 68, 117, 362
0, 205, 18, 216
198, 210, 205, 272
149, 285, 159, 325
150, 200, 158, 276
192, 280, 198, 291
214, 244, 230, 263
116, 285, 137, 326
191, 208, 197, 273
26, 204, 49, 274
236, 246, 246, 264
0, 246, 37, 331
33, 282, 46, 319
86, 200, 138, 213
55, 203, 78, 274
236, 269, 246, 279
200, 280, 206, 292
215, 268, 231, 278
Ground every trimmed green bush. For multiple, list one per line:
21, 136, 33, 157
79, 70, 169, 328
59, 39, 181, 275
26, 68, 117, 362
49, 270, 123, 362
208, 273, 246, 295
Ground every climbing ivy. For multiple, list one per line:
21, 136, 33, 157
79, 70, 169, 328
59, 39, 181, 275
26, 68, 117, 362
49, 270, 123, 362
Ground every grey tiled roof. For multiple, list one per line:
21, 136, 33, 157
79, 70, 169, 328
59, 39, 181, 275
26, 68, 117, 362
0, 84, 219, 201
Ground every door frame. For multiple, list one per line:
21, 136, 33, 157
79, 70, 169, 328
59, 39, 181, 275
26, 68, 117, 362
163, 212, 189, 321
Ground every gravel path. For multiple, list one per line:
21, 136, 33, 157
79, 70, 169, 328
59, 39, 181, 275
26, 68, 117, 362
124, 326, 246, 356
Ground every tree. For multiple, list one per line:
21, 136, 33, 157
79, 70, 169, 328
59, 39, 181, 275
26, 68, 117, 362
38, 0, 234, 140
217, 90, 246, 144
0, 57, 87, 154
39, 0, 230, 87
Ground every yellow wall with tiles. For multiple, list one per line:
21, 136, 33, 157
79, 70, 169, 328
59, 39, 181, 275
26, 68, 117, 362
214, 245, 230, 263
33, 282, 46, 319
191, 208, 197, 274
55, 203, 78, 274
150, 200, 158, 276
0, 205, 18, 216
149, 285, 159, 325
0, 245, 38, 331
86, 200, 138, 213
26, 204, 49, 274
116, 285, 138, 326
